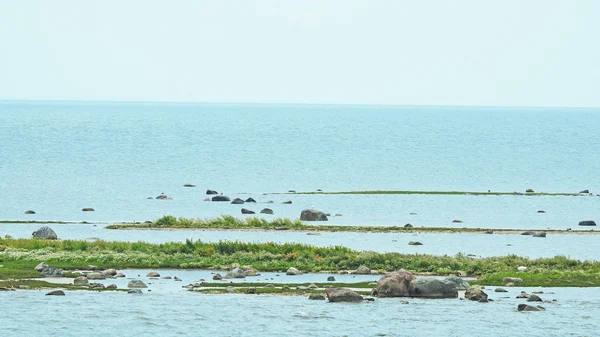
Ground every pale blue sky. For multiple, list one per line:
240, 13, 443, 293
0, 0, 598, 107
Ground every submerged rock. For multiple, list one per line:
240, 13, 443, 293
241, 208, 255, 214
146, 272, 160, 277
128, 289, 143, 294
32, 226, 57, 240
408, 241, 423, 245
24, 210, 36, 214
518, 304, 544, 311
231, 198, 245, 204
211, 195, 230, 202
183, 184, 196, 187
81, 208, 95, 212
300, 209, 328, 221
533, 232, 546, 238
46, 290, 65, 296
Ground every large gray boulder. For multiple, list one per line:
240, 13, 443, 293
518, 304, 544, 311
225, 268, 246, 279
73, 276, 89, 286
128, 280, 148, 288
408, 279, 459, 298
355, 265, 371, 274
465, 285, 488, 301
443, 277, 470, 291
300, 209, 328, 221
40, 267, 65, 277
32, 226, 57, 240
86, 272, 105, 280
231, 198, 245, 204
211, 195, 230, 202
34, 262, 49, 271
376, 269, 416, 297
579, 220, 596, 226
286, 267, 303, 275
325, 288, 364, 302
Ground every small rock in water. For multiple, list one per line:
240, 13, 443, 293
206, 189, 218, 195
183, 184, 196, 187
260, 208, 274, 214
241, 208, 255, 214
578, 220, 596, 226
526, 189, 534, 193
537, 210, 546, 213
24, 210, 36, 214
404, 224, 413, 228
408, 241, 423, 245
146, 272, 160, 277
452, 219, 463, 223
46, 290, 65, 296
308, 293, 326, 300
327, 276, 336, 281
533, 232, 546, 238
82, 208, 95, 212
245, 197, 256, 203
128, 289, 143, 294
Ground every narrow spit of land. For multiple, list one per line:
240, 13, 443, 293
274, 190, 593, 196
1, 237, 599, 288
104, 216, 598, 235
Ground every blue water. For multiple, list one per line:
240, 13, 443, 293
1, 101, 599, 226
2, 101, 600, 336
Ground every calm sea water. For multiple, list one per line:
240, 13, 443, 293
1, 101, 599, 226
2, 102, 600, 336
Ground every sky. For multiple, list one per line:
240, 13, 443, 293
0, 0, 599, 107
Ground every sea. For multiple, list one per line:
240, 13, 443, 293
1, 101, 599, 336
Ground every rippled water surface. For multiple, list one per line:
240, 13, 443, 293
2, 286, 599, 337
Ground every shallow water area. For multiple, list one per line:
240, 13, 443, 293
1, 285, 599, 337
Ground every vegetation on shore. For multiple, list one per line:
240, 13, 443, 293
286, 190, 584, 196
1, 237, 599, 287
106, 215, 597, 235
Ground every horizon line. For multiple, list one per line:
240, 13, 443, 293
0, 98, 598, 110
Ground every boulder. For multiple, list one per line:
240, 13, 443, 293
376, 270, 416, 297
282, 200, 292, 204
260, 208, 274, 214
537, 210, 546, 213
246, 288, 257, 294
241, 208, 255, 214
242, 266, 260, 277
25, 210, 36, 214
503, 277, 523, 283
203, 198, 211, 201
86, 272, 105, 280
245, 198, 256, 203
34, 262, 49, 271
452, 219, 463, 223
465, 285, 488, 301
404, 224, 413, 228
115, 273, 126, 278
286, 267, 303, 275
183, 184, 196, 187
408, 279, 459, 298
526, 189, 534, 193
308, 293, 326, 300
225, 268, 246, 279
82, 208, 95, 212
580, 189, 590, 194
484, 230, 493, 234
533, 232, 546, 238
128, 280, 148, 288
89, 283, 105, 290
162, 276, 172, 279
495, 288, 508, 292
518, 304, 544, 311
528, 294, 543, 302
73, 276, 89, 286
325, 288, 364, 302
155, 194, 172, 200
211, 195, 230, 202
32, 226, 57, 240
212, 273, 223, 280
128, 289, 143, 294
521, 231, 535, 235
174, 277, 182, 281
40, 267, 65, 277
443, 277, 470, 291
300, 209, 328, 221
102, 269, 117, 277
408, 241, 423, 245
106, 284, 118, 289
146, 272, 160, 278
206, 190, 218, 195
327, 276, 336, 282
231, 198, 245, 204
46, 290, 65, 296
579, 220, 596, 226
355, 266, 371, 274
516, 292, 530, 299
